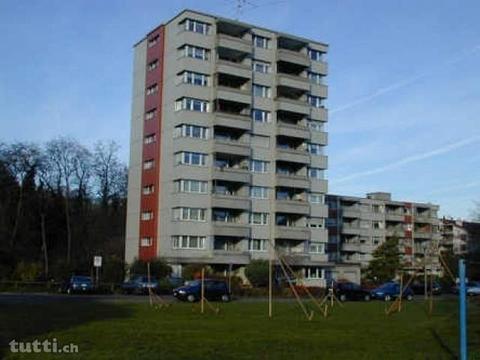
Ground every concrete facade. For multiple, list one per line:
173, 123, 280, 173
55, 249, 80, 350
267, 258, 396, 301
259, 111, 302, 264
126, 9, 333, 286
326, 192, 442, 275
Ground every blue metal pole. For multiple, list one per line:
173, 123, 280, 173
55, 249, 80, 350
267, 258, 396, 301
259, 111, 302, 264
459, 259, 467, 360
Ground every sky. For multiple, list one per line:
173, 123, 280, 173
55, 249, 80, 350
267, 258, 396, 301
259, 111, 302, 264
0, 0, 479, 219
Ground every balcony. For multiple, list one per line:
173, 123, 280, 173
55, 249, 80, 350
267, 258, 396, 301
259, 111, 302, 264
212, 167, 250, 183
214, 112, 251, 131
217, 86, 251, 106
310, 83, 328, 99
277, 48, 309, 67
212, 194, 250, 210
276, 174, 309, 189
342, 206, 361, 218
277, 122, 310, 140
276, 200, 310, 215
310, 106, 328, 121
217, 33, 251, 54
216, 59, 251, 80
310, 131, 328, 145
276, 148, 310, 164
275, 226, 311, 240
310, 60, 328, 75
385, 211, 404, 222
277, 73, 310, 91
277, 97, 310, 115
213, 223, 250, 238
213, 140, 250, 157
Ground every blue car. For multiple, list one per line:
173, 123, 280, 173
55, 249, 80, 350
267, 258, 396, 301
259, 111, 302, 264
370, 282, 414, 301
173, 279, 231, 302
122, 276, 159, 294
61, 276, 94, 294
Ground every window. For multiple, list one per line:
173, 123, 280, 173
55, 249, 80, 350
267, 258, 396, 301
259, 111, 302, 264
144, 134, 156, 144
308, 193, 324, 204
146, 84, 158, 96
173, 207, 206, 221
174, 124, 209, 139
143, 159, 154, 170
252, 60, 270, 73
172, 235, 206, 249
147, 60, 159, 71
181, 71, 208, 86
373, 237, 382, 245
174, 179, 207, 193
248, 239, 267, 252
308, 49, 324, 62
175, 152, 207, 166
250, 186, 268, 199
308, 167, 324, 179
180, 45, 208, 60
305, 267, 324, 279
141, 211, 154, 221
253, 84, 271, 98
308, 143, 323, 155
309, 243, 325, 254
148, 35, 159, 48
249, 212, 269, 225
373, 221, 384, 229
252, 109, 271, 123
253, 35, 269, 48
308, 71, 324, 84
175, 97, 209, 112
143, 185, 154, 195
184, 19, 209, 35
140, 237, 153, 247
308, 120, 324, 132
308, 95, 324, 108
145, 109, 157, 121
250, 160, 268, 173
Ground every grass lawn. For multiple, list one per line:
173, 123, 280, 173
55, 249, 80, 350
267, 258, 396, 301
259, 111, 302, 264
1, 297, 479, 359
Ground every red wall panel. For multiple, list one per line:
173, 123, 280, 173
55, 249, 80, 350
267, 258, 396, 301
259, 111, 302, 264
138, 26, 165, 261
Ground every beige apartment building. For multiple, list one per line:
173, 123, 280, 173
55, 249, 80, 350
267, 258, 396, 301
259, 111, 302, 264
124, 9, 342, 285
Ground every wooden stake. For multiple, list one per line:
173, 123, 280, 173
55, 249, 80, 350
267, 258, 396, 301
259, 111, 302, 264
268, 257, 272, 318
201, 267, 205, 314
147, 262, 152, 307
398, 273, 403, 313
428, 273, 434, 317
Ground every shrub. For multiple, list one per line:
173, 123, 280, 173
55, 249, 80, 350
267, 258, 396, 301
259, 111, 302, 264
129, 257, 172, 280
12, 261, 43, 282
245, 260, 269, 287
102, 255, 126, 283
182, 264, 212, 280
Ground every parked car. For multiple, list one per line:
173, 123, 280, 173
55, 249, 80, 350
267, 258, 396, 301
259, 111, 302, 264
370, 282, 414, 301
410, 281, 442, 295
466, 281, 480, 296
121, 276, 158, 295
60, 276, 94, 294
173, 279, 231, 302
334, 281, 371, 301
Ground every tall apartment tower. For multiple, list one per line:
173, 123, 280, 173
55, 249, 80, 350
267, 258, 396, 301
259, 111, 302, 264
125, 10, 331, 285
326, 192, 442, 274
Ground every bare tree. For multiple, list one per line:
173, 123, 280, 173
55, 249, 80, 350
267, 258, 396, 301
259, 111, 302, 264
44, 137, 91, 264
0, 142, 41, 250
92, 141, 122, 209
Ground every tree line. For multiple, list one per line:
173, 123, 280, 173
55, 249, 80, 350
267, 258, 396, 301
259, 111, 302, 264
0, 137, 128, 282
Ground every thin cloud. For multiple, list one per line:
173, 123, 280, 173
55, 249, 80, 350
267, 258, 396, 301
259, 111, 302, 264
332, 135, 480, 184
330, 44, 480, 115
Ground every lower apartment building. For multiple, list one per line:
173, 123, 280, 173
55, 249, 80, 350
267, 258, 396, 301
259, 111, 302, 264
326, 192, 442, 275
124, 9, 340, 286
440, 218, 480, 256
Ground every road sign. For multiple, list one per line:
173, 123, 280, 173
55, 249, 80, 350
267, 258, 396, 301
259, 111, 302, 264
94, 256, 102, 268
